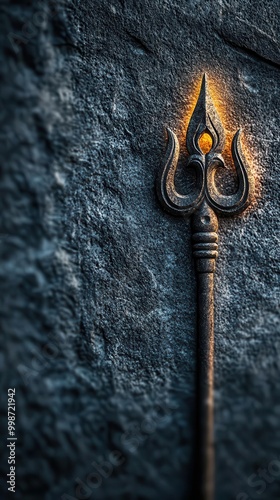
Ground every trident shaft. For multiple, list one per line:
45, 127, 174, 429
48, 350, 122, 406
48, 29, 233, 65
157, 74, 254, 500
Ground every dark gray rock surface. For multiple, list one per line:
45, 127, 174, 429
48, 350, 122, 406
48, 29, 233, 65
0, 1, 279, 499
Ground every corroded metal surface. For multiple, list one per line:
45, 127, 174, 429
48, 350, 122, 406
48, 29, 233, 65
157, 74, 254, 500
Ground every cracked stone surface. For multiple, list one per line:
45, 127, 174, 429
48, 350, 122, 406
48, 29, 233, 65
0, 1, 279, 499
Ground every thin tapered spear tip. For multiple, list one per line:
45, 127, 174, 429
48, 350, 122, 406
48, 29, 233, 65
199, 73, 208, 100
197, 74, 208, 109
202, 73, 208, 84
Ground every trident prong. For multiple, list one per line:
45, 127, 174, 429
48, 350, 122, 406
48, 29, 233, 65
157, 74, 254, 500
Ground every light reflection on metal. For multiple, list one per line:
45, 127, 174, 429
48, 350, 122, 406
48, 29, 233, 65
157, 74, 254, 500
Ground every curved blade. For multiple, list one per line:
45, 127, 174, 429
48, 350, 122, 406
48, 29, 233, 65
157, 128, 205, 216
206, 130, 254, 216
186, 74, 225, 155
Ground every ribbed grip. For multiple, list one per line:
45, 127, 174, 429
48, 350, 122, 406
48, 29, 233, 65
192, 201, 218, 274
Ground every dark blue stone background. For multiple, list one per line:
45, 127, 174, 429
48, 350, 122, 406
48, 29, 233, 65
0, 1, 279, 499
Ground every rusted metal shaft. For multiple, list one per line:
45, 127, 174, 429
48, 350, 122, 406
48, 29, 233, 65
192, 200, 218, 500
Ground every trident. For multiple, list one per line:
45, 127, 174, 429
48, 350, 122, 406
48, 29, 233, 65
157, 74, 254, 500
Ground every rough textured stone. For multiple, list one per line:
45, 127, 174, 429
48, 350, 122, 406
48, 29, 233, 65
0, 0, 279, 499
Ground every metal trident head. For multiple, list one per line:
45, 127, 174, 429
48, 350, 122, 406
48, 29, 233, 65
157, 74, 254, 217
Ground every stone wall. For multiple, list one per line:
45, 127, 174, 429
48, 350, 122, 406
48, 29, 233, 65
1, 1, 279, 499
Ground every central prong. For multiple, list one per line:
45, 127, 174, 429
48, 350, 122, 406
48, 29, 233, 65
186, 74, 225, 156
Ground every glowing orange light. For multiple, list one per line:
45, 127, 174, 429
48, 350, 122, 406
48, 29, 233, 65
198, 132, 213, 154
